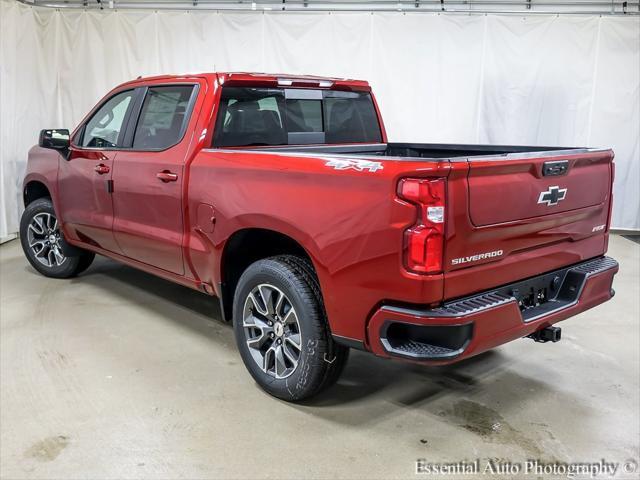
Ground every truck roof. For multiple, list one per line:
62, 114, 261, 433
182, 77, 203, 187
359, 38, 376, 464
122, 72, 371, 91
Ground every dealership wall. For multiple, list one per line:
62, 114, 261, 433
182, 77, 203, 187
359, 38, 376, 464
1, 0, 638, 237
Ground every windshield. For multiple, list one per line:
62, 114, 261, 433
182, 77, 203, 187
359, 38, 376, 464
212, 87, 382, 147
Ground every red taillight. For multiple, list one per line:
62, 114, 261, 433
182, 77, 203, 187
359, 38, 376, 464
398, 178, 446, 274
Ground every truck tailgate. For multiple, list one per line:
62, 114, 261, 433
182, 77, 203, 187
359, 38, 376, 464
468, 151, 610, 226
442, 149, 614, 300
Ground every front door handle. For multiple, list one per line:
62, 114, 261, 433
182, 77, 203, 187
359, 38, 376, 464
157, 171, 178, 183
94, 163, 110, 175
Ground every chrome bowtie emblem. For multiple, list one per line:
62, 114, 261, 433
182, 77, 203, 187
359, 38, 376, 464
538, 186, 567, 206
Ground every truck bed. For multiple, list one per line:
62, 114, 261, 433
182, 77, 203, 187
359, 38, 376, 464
210, 140, 613, 301
244, 142, 590, 160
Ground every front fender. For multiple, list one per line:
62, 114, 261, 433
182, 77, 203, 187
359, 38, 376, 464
23, 146, 64, 233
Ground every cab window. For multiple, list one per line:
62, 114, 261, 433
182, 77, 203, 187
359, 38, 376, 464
132, 85, 195, 150
213, 87, 382, 147
81, 90, 135, 148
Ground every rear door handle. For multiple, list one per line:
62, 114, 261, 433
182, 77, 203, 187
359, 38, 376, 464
94, 164, 110, 175
157, 171, 178, 182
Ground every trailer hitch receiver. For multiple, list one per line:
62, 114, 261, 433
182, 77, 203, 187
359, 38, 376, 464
528, 326, 562, 343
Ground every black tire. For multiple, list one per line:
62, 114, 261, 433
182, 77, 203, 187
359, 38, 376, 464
20, 197, 95, 279
74, 251, 96, 275
233, 255, 349, 401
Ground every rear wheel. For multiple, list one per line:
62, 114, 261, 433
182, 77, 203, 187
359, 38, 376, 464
233, 255, 349, 401
20, 198, 95, 278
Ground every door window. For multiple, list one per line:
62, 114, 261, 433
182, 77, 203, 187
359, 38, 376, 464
81, 90, 135, 148
133, 85, 195, 150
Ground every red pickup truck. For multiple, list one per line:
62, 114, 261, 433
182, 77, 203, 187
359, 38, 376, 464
21, 72, 618, 401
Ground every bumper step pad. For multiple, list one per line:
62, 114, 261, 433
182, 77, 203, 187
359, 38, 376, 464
391, 340, 458, 358
376, 256, 618, 361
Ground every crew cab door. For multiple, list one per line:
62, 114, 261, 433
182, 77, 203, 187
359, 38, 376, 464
111, 83, 200, 275
59, 88, 138, 254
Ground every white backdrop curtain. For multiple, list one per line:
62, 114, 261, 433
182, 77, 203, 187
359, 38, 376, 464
1, 0, 638, 237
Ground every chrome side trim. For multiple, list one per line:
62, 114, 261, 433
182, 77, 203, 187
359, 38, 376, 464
203, 145, 610, 164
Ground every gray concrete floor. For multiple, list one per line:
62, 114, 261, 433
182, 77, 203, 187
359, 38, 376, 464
1, 235, 638, 480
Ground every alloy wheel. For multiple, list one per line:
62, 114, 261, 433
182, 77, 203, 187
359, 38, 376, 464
26, 212, 66, 268
242, 283, 302, 379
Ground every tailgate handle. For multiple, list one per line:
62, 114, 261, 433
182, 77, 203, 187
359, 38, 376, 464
543, 160, 569, 177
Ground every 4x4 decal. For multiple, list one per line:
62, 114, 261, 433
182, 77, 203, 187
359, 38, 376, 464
325, 159, 383, 173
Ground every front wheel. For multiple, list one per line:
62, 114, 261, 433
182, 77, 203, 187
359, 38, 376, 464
233, 255, 349, 401
20, 197, 95, 279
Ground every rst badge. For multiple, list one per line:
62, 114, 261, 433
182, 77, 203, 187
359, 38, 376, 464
538, 186, 567, 206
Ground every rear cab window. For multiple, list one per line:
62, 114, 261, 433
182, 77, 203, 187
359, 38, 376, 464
212, 87, 382, 147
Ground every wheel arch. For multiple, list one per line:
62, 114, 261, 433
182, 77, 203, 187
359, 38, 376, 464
23, 180, 51, 207
218, 227, 321, 322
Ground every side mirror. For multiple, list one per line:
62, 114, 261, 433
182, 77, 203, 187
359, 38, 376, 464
39, 129, 70, 150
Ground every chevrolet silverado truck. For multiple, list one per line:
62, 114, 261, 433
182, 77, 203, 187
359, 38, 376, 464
21, 72, 619, 401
